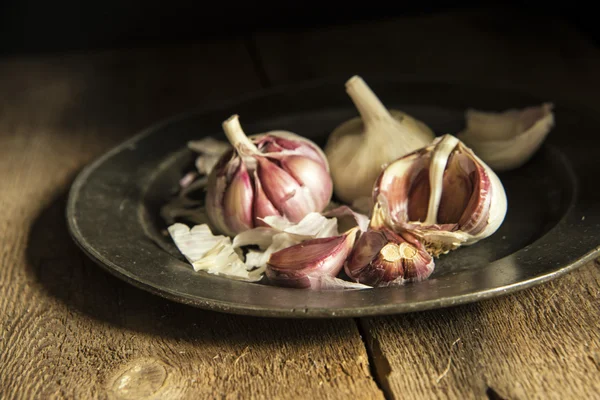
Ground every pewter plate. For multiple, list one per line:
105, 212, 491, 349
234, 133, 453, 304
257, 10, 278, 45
66, 77, 600, 318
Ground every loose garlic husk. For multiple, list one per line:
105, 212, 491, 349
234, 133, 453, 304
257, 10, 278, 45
373, 134, 508, 257
266, 227, 359, 289
324, 76, 435, 205
206, 115, 333, 237
345, 225, 434, 287
457, 103, 555, 171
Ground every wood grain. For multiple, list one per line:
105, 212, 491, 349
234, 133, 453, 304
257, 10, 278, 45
253, 7, 600, 400
360, 262, 600, 399
0, 43, 383, 399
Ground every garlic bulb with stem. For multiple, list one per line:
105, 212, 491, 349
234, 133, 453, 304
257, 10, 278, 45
372, 134, 508, 257
324, 75, 435, 205
205, 114, 333, 237
457, 103, 555, 171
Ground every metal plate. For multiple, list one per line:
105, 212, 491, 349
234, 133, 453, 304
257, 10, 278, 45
66, 77, 600, 318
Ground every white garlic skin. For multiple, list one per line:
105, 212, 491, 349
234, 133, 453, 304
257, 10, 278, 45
458, 103, 555, 171
324, 76, 435, 205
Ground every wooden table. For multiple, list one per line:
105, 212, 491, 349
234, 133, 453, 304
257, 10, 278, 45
1, 7, 599, 399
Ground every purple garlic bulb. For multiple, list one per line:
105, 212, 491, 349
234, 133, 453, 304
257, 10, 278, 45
206, 114, 333, 237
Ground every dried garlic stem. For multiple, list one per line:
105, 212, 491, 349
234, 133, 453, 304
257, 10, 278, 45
222, 114, 260, 155
345, 76, 391, 125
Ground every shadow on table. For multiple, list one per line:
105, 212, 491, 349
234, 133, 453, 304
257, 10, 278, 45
25, 182, 363, 346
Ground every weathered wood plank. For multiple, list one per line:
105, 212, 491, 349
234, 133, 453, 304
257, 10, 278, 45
361, 263, 600, 399
254, 7, 600, 399
0, 42, 383, 399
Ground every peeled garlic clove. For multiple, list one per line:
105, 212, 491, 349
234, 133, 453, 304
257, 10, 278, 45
266, 228, 358, 289
205, 114, 333, 236
374, 134, 507, 256
345, 227, 434, 287
457, 103, 555, 171
324, 75, 435, 204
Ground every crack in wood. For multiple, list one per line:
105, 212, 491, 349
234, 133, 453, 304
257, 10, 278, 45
356, 318, 393, 400
486, 386, 508, 400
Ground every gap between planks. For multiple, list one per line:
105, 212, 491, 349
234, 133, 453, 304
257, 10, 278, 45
242, 34, 390, 399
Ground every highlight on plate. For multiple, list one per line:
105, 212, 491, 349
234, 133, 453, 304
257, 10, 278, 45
160, 75, 555, 290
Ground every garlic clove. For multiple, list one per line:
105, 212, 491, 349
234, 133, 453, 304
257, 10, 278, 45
457, 103, 555, 171
255, 156, 316, 222
222, 162, 254, 233
260, 131, 330, 171
232, 211, 343, 276
266, 228, 359, 289
373, 134, 507, 256
324, 75, 435, 204
279, 155, 334, 211
345, 226, 434, 287
252, 170, 282, 228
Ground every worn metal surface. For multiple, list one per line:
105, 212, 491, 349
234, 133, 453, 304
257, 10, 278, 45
67, 77, 600, 318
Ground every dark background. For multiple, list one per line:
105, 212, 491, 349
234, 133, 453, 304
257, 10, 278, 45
1, 1, 598, 55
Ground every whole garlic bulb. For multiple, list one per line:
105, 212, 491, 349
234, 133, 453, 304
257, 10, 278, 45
324, 76, 435, 205
372, 134, 508, 257
205, 115, 333, 237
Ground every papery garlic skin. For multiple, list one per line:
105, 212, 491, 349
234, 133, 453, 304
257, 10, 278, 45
458, 103, 555, 171
167, 223, 264, 282
324, 76, 435, 205
188, 137, 232, 176
231, 208, 369, 285
345, 226, 434, 287
266, 228, 359, 289
373, 134, 507, 256
206, 115, 333, 237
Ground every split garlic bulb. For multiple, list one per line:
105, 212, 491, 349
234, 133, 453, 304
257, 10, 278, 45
372, 134, 508, 257
345, 226, 434, 287
457, 103, 555, 171
324, 75, 435, 205
205, 115, 333, 237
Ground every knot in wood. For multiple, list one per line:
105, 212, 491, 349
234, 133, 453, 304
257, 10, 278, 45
109, 358, 172, 399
